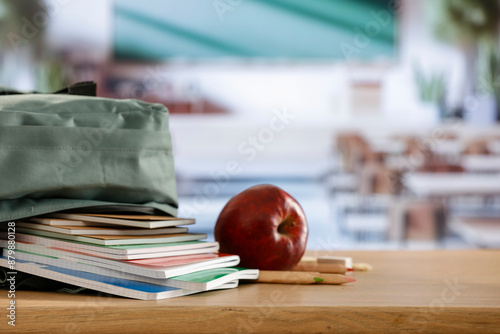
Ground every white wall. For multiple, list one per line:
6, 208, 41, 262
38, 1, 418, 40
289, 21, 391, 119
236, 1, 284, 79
396, 0, 464, 109
42, 0, 468, 127
46, 0, 111, 61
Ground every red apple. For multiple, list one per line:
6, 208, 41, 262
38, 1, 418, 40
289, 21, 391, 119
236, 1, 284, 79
214, 184, 308, 270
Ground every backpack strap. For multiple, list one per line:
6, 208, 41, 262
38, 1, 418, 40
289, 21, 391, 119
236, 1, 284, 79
51, 81, 97, 96
0, 81, 97, 96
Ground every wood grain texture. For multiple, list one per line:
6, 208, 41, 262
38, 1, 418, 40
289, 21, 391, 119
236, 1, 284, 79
1, 250, 499, 333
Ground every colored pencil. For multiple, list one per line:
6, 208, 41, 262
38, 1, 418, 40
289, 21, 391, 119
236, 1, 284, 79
292, 262, 348, 274
255, 271, 356, 285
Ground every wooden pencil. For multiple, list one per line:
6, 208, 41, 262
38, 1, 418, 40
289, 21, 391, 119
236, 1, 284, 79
292, 262, 347, 274
255, 271, 356, 285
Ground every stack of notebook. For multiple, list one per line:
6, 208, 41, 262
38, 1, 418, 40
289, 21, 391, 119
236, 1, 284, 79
0, 213, 258, 300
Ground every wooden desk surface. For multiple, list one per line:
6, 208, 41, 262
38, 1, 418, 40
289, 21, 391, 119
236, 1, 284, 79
2, 250, 499, 333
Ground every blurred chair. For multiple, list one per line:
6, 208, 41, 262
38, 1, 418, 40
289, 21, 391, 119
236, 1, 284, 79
333, 132, 403, 243
359, 161, 402, 195
417, 154, 465, 173
464, 137, 491, 155
335, 132, 370, 173
449, 217, 500, 248
334, 194, 390, 242
336, 132, 393, 172
404, 137, 433, 157
389, 200, 447, 242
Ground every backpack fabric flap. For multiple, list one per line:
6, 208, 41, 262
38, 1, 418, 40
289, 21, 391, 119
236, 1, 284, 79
0, 94, 178, 222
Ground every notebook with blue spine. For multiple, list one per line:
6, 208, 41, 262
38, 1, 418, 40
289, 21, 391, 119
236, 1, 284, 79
0, 257, 237, 300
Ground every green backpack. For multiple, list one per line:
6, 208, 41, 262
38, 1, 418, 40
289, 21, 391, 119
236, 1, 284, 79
0, 85, 178, 223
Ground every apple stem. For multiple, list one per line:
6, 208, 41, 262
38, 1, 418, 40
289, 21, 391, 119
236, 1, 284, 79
278, 219, 296, 234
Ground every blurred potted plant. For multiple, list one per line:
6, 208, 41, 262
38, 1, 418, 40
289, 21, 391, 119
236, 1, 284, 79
35, 60, 71, 92
414, 64, 447, 122
428, 0, 500, 123
476, 42, 500, 122
0, 0, 64, 90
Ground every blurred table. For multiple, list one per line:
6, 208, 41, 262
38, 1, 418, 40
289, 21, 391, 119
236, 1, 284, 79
404, 173, 500, 197
2, 250, 499, 333
368, 138, 406, 155
450, 217, 500, 248
431, 140, 464, 156
487, 140, 500, 154
462, 155, 500, 172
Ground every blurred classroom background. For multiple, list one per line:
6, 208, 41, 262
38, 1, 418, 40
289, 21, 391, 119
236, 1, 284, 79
2, 0, 500, 250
